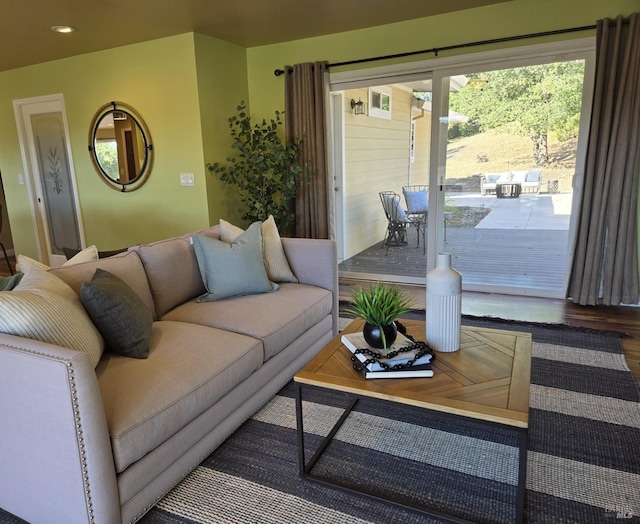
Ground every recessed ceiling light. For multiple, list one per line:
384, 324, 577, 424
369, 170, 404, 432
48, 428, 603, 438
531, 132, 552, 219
50, 25, 76, 34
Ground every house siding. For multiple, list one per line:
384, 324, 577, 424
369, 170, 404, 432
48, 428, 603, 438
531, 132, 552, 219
343, 86, 413, 258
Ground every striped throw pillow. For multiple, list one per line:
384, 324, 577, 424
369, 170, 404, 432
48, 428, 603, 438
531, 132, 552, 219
0, 267, 104, 367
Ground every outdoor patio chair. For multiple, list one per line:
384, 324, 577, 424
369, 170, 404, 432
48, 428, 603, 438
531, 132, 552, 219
402, 185, 428, 254
522, 169, 542, 193
380, 191, 423, 255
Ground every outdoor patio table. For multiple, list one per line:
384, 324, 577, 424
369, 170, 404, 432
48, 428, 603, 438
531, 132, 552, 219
496, 183, 521, 198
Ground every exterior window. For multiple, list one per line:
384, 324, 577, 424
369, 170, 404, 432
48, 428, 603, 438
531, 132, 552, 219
369, 86, 391, 119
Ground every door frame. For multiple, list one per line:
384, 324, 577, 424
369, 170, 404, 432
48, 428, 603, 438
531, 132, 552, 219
427, 51, 595, 297
329, 92, 346, 262
13, 93, 86, 266
330, 37, 596, 296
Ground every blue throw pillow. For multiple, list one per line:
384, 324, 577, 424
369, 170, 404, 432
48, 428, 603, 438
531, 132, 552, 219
383, 194, 411, 222
404, 189, 429, 214
193, 222, 278, 302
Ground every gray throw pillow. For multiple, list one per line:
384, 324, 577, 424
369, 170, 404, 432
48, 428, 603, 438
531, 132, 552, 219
193, 222, 278, 302
80, 269, 153, 359
404, 189, 429, 214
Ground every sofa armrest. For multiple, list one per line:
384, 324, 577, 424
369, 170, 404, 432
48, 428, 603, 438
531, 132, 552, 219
281, 238, 339, 336
0, 334, 119, 524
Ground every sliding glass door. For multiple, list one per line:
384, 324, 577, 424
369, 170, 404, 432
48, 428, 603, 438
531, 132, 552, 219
431, 59, 591, 297
332, 39, 595, 298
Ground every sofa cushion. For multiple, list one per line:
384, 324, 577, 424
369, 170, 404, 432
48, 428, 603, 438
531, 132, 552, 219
80, 269, 153, 359
50, 250, 156, 319
135, 235, 205, 317
63, 246, 128, 260
96, 320, 263, 473
496, 172, 512, 184
193, 223, 277, 301
220, 216, 298, 283
484, 173, 501, 184
162, 283, 333, 361
510, 171, 527, 184
0, 267, 104, 367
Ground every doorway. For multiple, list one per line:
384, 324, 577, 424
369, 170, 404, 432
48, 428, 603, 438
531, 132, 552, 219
331, 39, 595, 298
13, 94, 85, 267
431, 59, 590, 298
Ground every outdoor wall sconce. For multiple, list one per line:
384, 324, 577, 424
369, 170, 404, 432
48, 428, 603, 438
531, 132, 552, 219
351, 98, 366, 115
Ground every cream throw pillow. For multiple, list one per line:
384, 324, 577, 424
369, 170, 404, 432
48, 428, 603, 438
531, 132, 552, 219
16, 255, 49, 273
65, 245, 99, 265
219, 216, 298, 283
0, 267, 104, 367
17, 245, 99, 273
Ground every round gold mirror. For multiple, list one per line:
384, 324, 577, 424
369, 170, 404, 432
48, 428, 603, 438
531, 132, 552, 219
88, 101, 153, 192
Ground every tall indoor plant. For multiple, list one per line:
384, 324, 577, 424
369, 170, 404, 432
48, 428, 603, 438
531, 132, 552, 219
207, 101, 310, 235
345, 282, 414, 350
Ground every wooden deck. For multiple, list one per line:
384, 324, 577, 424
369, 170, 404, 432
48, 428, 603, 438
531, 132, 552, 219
338, 227, 569, 297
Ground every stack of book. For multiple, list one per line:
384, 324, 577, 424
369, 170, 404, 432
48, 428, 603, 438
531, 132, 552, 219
341, 331, 434, 379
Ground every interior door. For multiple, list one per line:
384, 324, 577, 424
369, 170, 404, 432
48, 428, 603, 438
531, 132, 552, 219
13, 94, 85, 267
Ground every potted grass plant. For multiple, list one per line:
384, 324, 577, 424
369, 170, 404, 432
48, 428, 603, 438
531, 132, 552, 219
345, 282, 414, 351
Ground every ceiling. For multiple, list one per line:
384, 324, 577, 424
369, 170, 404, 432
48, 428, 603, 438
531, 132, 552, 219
0, 0, 511, 73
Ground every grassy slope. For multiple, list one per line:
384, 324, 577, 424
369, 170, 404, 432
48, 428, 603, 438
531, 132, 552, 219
446, 128, 577, 192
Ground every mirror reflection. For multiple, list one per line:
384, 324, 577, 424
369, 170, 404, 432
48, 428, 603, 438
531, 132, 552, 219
88, 102, 153, 192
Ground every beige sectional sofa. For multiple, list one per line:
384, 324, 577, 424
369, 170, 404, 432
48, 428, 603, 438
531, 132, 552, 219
0, 225, 338, 524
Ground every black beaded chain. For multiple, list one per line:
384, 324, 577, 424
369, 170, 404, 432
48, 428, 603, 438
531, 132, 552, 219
351, 321, 435, 372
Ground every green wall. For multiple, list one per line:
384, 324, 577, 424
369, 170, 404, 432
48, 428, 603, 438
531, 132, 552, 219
246, 0, 640, 118
194, 33, 249, 227
0, 33, 246, 260
0, 0, 638, 261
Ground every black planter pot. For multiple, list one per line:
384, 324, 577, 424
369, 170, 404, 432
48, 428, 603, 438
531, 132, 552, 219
363, 322, 398, 350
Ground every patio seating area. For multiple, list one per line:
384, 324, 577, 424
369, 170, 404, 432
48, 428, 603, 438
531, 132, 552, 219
338, 191, 572, 297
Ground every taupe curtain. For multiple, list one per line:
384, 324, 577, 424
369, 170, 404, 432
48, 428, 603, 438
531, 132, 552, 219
284, 62, 332, 239
567, 14, 640, 305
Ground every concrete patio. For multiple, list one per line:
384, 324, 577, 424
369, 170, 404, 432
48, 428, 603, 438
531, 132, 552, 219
451, 191, 572, 230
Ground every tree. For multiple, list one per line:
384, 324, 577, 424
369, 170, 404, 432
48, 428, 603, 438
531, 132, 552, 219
449, 61, 585, 166
95, 141, 119, 179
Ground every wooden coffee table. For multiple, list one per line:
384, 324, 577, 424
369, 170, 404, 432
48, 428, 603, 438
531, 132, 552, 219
294, 319, 532, 523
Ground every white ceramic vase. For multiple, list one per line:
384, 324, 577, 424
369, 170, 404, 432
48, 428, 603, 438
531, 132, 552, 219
426, 252, 462, 352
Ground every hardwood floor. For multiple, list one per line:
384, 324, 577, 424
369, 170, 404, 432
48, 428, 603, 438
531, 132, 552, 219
340, 278, 640, 387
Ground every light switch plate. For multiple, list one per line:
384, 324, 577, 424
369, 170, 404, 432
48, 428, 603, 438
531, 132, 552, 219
180, 173, 194, 186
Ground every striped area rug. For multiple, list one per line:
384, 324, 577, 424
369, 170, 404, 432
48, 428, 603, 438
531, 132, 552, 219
140, 320, 639, 523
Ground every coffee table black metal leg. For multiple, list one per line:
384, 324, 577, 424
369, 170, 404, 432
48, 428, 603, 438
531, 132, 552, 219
515, 427, 528, 524
295, 383, 306, 477
296, 383, 359, 476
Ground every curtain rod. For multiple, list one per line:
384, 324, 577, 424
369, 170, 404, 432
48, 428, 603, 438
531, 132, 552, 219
273, 24, 597, 76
